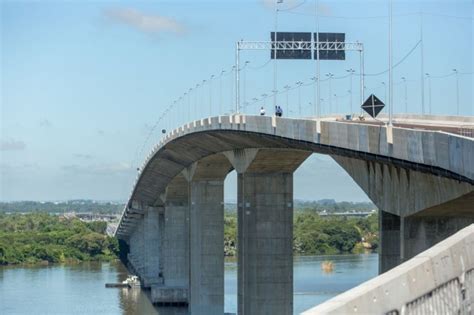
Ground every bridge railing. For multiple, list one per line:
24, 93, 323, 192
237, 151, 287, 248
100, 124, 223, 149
302, 224, 474, 314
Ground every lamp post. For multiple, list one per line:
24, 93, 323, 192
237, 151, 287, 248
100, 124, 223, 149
401, 77, 408, 113
296, 81, 303, 116
209, 75, 215, 116
381, 81, 387, 103
243, 61, 249, 110
453, 69, 459, 115
346, 68, 355, 114
326, 73, 334, 113
284, 85, 291, 111
425, 73, 431, 115
311, 76, 318, 117
219, 70, 225, 115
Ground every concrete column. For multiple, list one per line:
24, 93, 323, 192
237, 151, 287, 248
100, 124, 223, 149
162, 175, 190, 288
143, 206, 163, 287
225, 149, 310, 315
379, 210, 401, 274
186, 154, 231, 315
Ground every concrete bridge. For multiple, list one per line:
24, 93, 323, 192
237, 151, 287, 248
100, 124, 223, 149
115, 114, 473, 314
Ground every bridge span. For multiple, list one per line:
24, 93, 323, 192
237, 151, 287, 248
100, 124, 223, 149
115, 114, 473, 314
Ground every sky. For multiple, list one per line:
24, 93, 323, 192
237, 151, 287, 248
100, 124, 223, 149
1, 0, 472, 202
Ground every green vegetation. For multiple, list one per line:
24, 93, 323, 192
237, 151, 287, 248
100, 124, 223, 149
224, 211, 378, 256
0, 200, 378, 265
0, 213, 119, 265
0, 200, 123, 214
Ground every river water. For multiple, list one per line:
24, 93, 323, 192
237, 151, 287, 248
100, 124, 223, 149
0, 254, 378, 314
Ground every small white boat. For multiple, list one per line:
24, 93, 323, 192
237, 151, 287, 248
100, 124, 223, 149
122, 275, 141, 287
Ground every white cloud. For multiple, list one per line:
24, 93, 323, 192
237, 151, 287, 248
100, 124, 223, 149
104, 7, 186, 36
0, 139, 26, 151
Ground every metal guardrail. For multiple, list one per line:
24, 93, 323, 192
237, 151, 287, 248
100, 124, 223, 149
459, 125, 474, 138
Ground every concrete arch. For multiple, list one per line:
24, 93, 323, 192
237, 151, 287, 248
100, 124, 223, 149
117, 115, 473, 314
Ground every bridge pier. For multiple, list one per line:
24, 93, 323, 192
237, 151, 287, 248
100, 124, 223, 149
225, 149, 310, 315
142, 206, 163, 287
379, 210, 401, 273
185, 155, 231, 315
161, 175, 190, 288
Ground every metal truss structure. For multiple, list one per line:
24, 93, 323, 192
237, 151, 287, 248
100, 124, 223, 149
235, 40, 365, 115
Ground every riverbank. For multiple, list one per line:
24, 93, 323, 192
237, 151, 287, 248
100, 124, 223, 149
224, 211, 378, 256
0, 213, 119, 266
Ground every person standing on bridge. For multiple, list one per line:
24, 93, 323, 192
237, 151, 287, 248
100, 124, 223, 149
275, 105, 283, 117
260, 106, 265, 116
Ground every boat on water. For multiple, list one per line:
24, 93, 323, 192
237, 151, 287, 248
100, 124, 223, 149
105, 275, 141, 288
123, 275, 141, 287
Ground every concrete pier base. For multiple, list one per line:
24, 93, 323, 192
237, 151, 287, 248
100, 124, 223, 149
238, 172, 294, 315
187, 154, 231, 315
379, 210, 401, 274
142, 206, 163, 287
225, 148, 310, 315
162, 175, 190, 289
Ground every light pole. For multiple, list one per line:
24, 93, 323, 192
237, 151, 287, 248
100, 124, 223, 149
188, 88, 192, 121
311, 76, 318, 117
219, 70, 225, 115
420, 11, 425, 115
346, 68, 355, 114
453, 69, 459, 115
209, 75, 215, 116
296, 81, 303, 116
243, 61, 249, 109
401, 77, 408, 113
381, 81, 387, 103
202, 79, 207, 113
425, 73, 431, 114
195, 83, 200, 118
273, 0, 281, 108
326, 73, 334, 114
333, 94, 338, 113
388, 0, 394, 125
284, 85, 291, 111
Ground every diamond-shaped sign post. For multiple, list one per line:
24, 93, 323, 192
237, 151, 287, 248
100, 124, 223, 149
361, 94, 385, 118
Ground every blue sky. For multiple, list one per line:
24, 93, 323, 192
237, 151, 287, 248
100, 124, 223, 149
1, 0, 472, 201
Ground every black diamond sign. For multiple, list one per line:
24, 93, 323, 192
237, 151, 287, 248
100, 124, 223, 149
361, 94, 385, 118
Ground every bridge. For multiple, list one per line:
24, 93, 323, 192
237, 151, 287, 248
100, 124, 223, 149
114, 114, 473, 314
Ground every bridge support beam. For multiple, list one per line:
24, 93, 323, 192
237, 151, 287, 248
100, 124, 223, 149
225, 148, 310, 315
185, 154, 232, 315
379, 210, 401, 273
142, 206, 163, 287
161, 175, 190, 289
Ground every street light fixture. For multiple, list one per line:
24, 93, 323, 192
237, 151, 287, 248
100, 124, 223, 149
425, 73, 431, 115
311, 76, 318, 117
453, 69, 459, 115
401, 77, 408, 113
326, 73, 334, 113
296, 81, 303, 116
346, 69, 355, 114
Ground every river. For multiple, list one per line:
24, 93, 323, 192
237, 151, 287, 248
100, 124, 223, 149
0, 254, 378, 314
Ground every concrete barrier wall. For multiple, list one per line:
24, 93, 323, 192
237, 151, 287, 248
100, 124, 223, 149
301, 224, 474, 315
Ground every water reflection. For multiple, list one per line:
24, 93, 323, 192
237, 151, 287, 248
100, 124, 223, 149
0, 254, 378, 315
